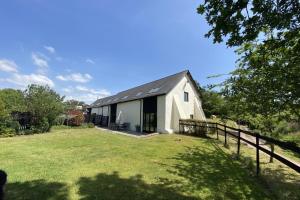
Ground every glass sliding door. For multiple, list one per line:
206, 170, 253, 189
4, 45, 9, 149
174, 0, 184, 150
143, 96, 157, 133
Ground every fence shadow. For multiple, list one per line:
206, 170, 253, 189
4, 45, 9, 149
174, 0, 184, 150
159, 139, 275, 200
5, 179, 68, 200
77, 171, 197, 200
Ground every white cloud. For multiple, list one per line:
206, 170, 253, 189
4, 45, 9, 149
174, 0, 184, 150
56, 73, 93, 83
44, 46, 56, 54
62, 85, 110, 103
32, 52, 49, 70
0, 59, 18, 73
64, 93, 104, 104
5, 73, 54, 87
86, 58, 95, 64
64, 94, 99, 103
75, 85, 111, 96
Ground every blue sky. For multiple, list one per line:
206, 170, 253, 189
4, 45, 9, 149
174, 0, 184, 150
0, 0, 236, 103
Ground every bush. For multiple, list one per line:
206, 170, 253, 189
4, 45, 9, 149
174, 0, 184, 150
33, 117, 50, 133
54, 115, 66, 126
65, 110, 85, 126
274, 120, 291, 135
87, 123, 95, 128
0, 127, 15, 137
8, 120, 21, 133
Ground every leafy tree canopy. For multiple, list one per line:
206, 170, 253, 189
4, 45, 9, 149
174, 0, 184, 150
24, 84, 65, 129
198, 0, 300, 47
197, 84, 229, 118
0, 98, 9, 121
64, 99, 86, 110
198, 0, 300, 122
0, 89, 26, 113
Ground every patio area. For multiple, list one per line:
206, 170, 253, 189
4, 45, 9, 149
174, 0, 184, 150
95, 126, 159, 138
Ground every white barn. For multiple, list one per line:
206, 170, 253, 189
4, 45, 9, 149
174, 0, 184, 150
89, 70, 206, 133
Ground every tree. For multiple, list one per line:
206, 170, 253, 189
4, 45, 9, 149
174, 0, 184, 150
198, 0, 300, 121
0, 89, 26, 113
197, 84, 229, 118
64, 99, 86, 110
0, 98, 9, 122
198, 0, 300, 47
24, 84, 64, 131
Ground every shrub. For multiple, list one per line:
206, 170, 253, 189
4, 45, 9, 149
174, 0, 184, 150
65, 111, 85, 126
23, 129, 34, 135
274, 120, 291, 135
33, 117, 50, 133
87, 123, 95, 128
0, 127, 15, 137
54, 115, 66, 126
8, 120, 21, 133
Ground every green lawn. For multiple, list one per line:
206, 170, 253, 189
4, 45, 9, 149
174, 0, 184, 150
0, 128, 297, 200
281, 131, 300, 147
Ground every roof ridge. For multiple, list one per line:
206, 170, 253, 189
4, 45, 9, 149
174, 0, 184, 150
116, 70, 188, 95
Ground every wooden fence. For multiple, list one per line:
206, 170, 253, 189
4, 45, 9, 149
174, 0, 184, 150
179, 119, 300, 175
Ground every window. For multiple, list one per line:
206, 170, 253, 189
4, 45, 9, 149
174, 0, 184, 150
148, 87, 160, 93
184, 92, 189, 102
190, 114, 194, 119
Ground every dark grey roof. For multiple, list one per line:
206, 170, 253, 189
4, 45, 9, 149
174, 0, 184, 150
90, 70, 189, 107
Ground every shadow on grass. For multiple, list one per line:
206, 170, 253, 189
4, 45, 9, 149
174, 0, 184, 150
159, 139, 274, 200
77, 171, 196, 200
5, 179, 68, 200
260, 165, 300, 200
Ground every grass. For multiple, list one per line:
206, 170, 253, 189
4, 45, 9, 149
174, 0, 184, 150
0, 128, 298, 199
210, 132, 300, 200
281, 131, 300, 147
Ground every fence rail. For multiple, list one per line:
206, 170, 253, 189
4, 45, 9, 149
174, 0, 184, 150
179, 119, 300, 175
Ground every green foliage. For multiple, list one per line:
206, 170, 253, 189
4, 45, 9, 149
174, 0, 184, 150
0, 85, 65, 137
222, 39, 300, 118
87, 123, 95, 128
52, 123, 94, 130
281, 132, 300, 147
0, 98, 15, 137
0, 129, 283, 199
32, 117, 50, 133
197, 84, 228, 118
198, 0, 300, 47
24, 84, 64, 130
7, 120, 21, 133
0, 98, 9, 120
198, 0, 300, 136
67, 114, 84, 126
0, 88, 26, 113
54, 115, 66, 126
0, 127, 15, 137
64, 99, 86, 110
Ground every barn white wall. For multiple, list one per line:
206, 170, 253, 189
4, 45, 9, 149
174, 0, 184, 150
91, 107, 99, 114
165, 75, 206, 133
116, 100, 141, 131
102, 106, 109, 116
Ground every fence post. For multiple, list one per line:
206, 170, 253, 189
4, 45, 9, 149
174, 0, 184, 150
237, 129, 241, 157
216, 123, 219, 140
269, 144, 274, 163
224, 125, 227, 146
256, 133, 260, 176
